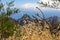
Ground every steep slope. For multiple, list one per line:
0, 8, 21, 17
17, 14, 34, 26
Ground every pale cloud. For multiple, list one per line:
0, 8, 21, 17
20, 3, 50, 10
20, 2, 60, 10
21, 3, 39, 9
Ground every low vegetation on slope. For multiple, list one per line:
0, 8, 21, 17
0, 0, 60, 40
5, 14, 60, 40
6, 20, 60, 40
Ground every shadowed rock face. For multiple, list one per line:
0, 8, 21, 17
48, 16, 59, 24
48, 16, 60, 27
17, 14, 34, 26
17, 14, 60, 32
46, 16, 60, 34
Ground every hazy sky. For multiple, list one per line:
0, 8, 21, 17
2, 0, 60, 20
14, 0, 39, 8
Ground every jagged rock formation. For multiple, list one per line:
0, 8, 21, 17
4, 16, 60, 40
17, 16, 60, 40
46, 16, 60, 35
17, 14, 34, 26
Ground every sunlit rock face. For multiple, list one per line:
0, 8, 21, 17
17, 14, 34, 26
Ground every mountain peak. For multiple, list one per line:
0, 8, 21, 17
17, 14, 33, 26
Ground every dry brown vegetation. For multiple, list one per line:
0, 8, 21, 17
5, 20, 60, 40
1, 13, 60, 40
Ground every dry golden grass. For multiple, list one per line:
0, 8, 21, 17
5, 22, 60, 40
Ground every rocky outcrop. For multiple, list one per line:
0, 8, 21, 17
17, 14, 34, 26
